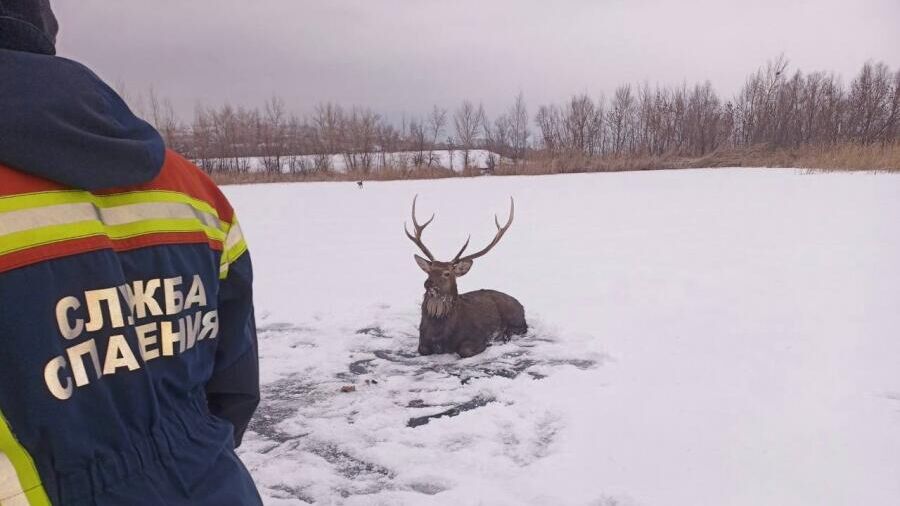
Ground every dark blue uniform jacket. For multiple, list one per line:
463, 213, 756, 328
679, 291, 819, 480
0, 40, 262, 506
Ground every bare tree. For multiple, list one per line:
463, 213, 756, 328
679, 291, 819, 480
340, 107, 380, 174
508, 92, 529, 164
146, 86, 181, 150
311, 102, 344, 172
485, 112, 510, 170
408, 118, 428, 168
426, 106, 448, 168
847, 62, 898, 144
608, 85, 636, 155
563, 94, 604, 156
260, 95, 287, 173
535, 105, 559, 153
191, 104, 214, 171
454, 100, 486, 170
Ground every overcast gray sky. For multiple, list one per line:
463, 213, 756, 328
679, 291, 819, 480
54, 0, 899, 121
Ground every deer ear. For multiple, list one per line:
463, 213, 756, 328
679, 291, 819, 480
414, 254, 432, 273
453, 259, 473, 276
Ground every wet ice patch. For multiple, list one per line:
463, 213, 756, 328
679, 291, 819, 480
238, 306, 607, 504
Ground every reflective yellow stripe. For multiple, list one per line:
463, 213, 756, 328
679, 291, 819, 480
219, 219, 248, 279
0, 190, 219, 219
0, 192, 229, 258
0, 204, 96, 236
0, 217, 226, 257
0, 202, 221, 237
0, 413, 50, 506
224, 221, 242, 252
0, 188, 247, 279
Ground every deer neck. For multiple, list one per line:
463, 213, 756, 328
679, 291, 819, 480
423, 291, 457, 319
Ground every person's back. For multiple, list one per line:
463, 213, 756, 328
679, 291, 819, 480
0, 2, 262, 505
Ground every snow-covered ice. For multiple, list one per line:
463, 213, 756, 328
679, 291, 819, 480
223, 168, 900, 506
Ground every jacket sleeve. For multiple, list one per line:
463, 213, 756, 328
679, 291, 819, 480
206, 249, 260, 448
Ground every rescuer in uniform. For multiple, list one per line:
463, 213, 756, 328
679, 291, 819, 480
0, 1, 263, 504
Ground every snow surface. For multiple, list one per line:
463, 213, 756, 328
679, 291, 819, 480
201, 149, 498, 174
223, 169, 900, 506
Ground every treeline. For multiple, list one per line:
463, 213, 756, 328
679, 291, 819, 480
133, 89, 526, 175
537, 57, 899, 159
127, 57, 900, 176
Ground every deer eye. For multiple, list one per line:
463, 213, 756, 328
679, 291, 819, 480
442, 272, 450, 277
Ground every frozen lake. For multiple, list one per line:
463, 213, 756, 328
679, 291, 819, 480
224, 168, 900, 506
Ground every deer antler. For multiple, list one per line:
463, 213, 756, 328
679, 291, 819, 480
404, 195, 436, 261
453, 197, 515, 263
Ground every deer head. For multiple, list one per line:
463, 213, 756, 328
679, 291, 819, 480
405, 195, 515, 318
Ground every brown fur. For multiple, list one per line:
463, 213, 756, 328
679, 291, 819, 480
406, 196, 525, 357
415, 259, 527, 358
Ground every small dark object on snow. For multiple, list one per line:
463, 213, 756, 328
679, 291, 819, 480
405, 195, 527, 358
340, 385, 356, 393
356, 181, 364, 189
406, 396, 495, 427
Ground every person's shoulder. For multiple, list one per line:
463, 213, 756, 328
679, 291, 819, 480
154, 149, 236, 223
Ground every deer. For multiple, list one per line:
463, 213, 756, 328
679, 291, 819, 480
405, 195, 527, 358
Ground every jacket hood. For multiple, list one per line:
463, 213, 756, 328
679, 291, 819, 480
0, 49, 165, 190
0, 0, 58, 55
